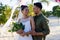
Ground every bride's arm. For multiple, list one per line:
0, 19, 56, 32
30, 17, 35, 31
25, 17, 35, 36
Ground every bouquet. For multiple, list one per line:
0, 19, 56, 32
8, 22, 25, 32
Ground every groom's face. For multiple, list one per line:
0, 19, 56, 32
33, 5, 40, 14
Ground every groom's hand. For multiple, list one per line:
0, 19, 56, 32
31, 31, 37, 36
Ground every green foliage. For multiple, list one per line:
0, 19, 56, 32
32, 0, 33, 3
42, 5, 60, 17
45, 11, 52, 17
39, 0, 49, 5
42, 9, 52, 17
42, 9, 46, 15
8, 22, 25, 32
4, 5, 11, 19
28, 4, 35, 16
0, 3, 7, 24
52, 5, 60, 17
0, 3, 11, 24
12, 7, 20, 19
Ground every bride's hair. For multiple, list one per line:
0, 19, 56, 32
21, 5, 28, 11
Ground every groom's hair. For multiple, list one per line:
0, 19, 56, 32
34, 2, 42, 10
21, 5, 28, 11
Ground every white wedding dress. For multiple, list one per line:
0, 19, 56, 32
14, 17, 33, 40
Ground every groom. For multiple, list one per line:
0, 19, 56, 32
31, 2, 50, 40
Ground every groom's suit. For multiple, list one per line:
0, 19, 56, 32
33, 14, 50, 40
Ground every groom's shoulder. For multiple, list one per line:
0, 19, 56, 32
41, 14, 47, 19
41, 14, 49, 22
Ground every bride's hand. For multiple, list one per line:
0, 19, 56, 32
16, 29, 23, 34
31, 31, 37, 36
25, 31, 32, 36
20, 32, 26, 36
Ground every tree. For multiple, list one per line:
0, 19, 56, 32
52, 5, 60, 24
0, 3, 7, 24
28, 4, 35, 16
4, 5, 11, 19
52, 5, 60, 17
12, 7, 20, 19
31, 0, 33, 3
39, 0, 49, 5
31, 0, 49, 5
0, 3, 11, 24
42, 9, 52, 17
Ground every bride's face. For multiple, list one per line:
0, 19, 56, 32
22, 7, 29, 16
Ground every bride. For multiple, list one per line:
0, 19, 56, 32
14, 5, 35, 40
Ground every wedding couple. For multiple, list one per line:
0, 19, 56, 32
15, 2, 50, 40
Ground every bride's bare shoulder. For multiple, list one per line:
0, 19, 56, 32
29, 16, 34, 20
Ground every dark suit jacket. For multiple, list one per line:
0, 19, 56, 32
32, 14, 50, 40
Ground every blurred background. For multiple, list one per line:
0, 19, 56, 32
0, 0, 60, 40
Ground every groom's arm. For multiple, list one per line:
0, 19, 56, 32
41, 20, 50, 35
37, 20, 50, 36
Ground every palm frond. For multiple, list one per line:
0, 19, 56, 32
40, 0, 49, 5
